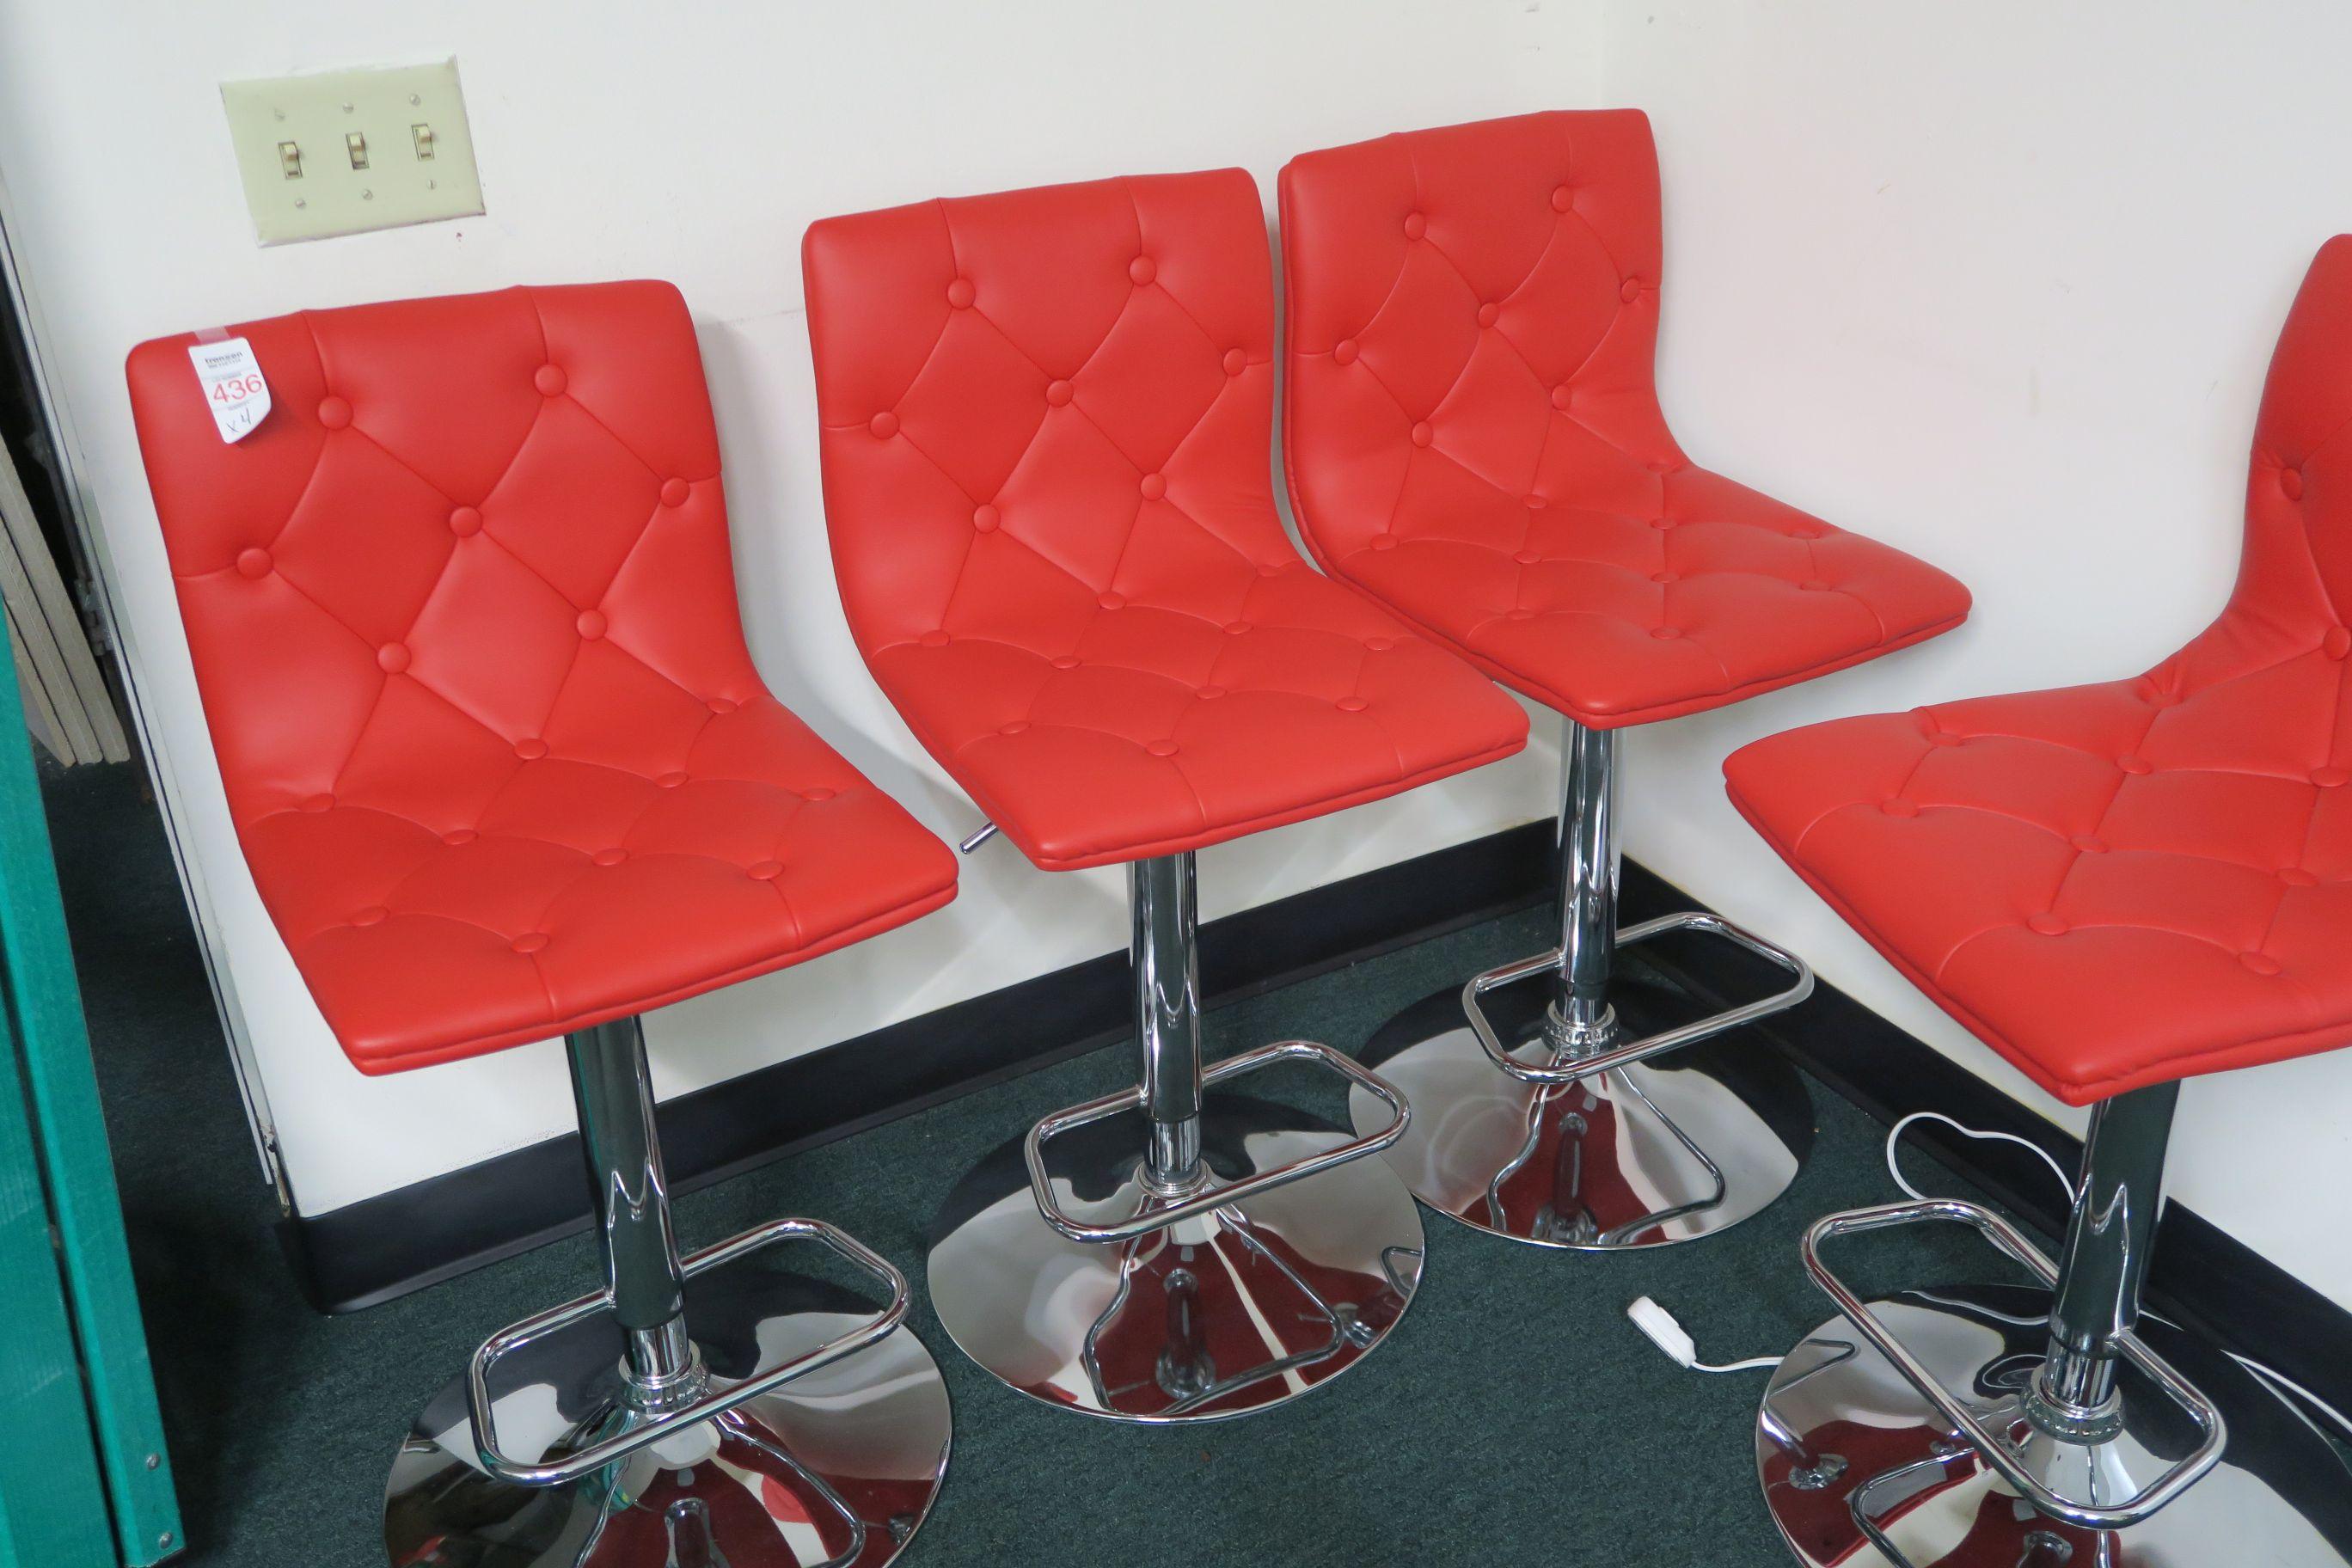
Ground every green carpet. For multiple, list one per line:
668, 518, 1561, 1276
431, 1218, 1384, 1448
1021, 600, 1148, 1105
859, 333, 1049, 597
47, 760, 2006, 1567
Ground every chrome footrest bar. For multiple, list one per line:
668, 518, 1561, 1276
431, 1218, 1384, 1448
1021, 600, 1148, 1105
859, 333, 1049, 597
467, 1216, 911, 1486
1464, 911, 1814, 1086
1023, 1038, 1411, 1245
1799, 1197, 2226, 1530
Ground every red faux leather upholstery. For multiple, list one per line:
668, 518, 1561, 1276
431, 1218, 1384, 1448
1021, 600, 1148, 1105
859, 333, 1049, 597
803, 169, 1528, 870
1280, 111, 1970, 729
126, 283, 956, 1075
1727, 238, 2352, 1106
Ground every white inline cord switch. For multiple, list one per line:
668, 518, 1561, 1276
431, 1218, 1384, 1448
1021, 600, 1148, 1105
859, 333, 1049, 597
1626, 1295, 1782, 1375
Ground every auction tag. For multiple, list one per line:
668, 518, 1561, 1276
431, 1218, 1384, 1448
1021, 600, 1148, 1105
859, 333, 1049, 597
187, 336, 272, 443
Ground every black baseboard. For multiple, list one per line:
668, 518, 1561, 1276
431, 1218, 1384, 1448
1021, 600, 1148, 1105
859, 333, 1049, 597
280, 821, 1555, 1313
1616, 858, 2352, 1442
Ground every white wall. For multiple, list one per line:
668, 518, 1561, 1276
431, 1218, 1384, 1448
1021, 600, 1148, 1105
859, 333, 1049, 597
1566, 0, 2352, 1307
0, 2, 1594, 1214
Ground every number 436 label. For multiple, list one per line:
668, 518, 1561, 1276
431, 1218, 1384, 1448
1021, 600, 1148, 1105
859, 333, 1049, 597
187, 337, 272, 444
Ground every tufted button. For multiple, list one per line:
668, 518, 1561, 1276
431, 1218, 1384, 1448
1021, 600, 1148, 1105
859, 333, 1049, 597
1505, 608, 1535, 622
442, 828, 477, 846
1050, 654, 1080, 670
747, 861, 784, 881
376, 642, 410, 673
2327, 627, 2351, 660
1619, 279, 1642, 303
1524, 495, 1546, 509
918, 629, 951, 647
449, 505, 483, 537
2143, 686, 2181, 708
1097, 591, 1125, 609
1410, 421, 1433, 447
1927, 730, 1962, 746
1336, 696, 1369, 713
1222, 348, 1248, 376
972, 504, 1001, 533
1651, 516, 1678, 530
534, 365, 567, 396
1550, 184, 1573, 212
1402, 211, 1426, 240
1791, 526, 1824, 541
2281, 867, 2320, 886
999, 720, 1030, 737
1650, 625, 1682, 640
1880, 797, 1918, 818
1129, 255, 1157, 285
1147, 738, 1179, 756
655, 770, 688, 789
1224, 621, 1253, 636
1045, 379, 1074, 407
315, 396, 352, 430
2027, 913, 2069, 936
1363, 637, 1395, 652
2116, 754, 2153, 775
1370, 534, 1398, 551
707, 697, 738, 714
1652, 571, 1680, 584
1197, 684, 1228, 700
1477, 303, 1500, 328
1646, 459, 1674, 474
576, 610, 607, 640
236, 547, 273, 579
301, 793, 335, 814
351, 906, 387, 927
804, 787, 837, 801
2072, 834, 2108, 854
1332, 339, 1360, 365
1514, 549, 1541, 565
2315, 766, 2351, 788
2241, 952, 2283, 977
1547, 384, 1577, 413
1795, 579, 1832, 593
515, 738, 548, 761
946, 277, 976, 309
867, 411, 899, 438
1139, 472, 1167, 500
1257, 562, 1285, 577
2282, 466, 2306, 500
591, 848, 627, 867
510, 932, 549, 954
660, 477, 691, 507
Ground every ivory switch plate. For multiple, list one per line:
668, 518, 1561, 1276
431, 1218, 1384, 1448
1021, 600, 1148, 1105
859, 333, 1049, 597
221, 60, 483, 245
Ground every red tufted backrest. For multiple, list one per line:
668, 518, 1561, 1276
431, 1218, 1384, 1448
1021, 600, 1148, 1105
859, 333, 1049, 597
2234, 236, 2352, 647
125, 281, 760, 838
802, 168, 1290, 689
1279, 110, 1676, 565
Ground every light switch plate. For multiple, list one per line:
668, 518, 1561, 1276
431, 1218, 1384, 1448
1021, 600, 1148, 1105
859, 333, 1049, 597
221, 59, 483, 246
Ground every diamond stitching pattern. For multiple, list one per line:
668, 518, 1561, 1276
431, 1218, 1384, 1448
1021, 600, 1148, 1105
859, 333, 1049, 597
804, 169, 1529, 870
126, 281, 956, 1074
1280, 110, 1971, 727
1725, 237, 2352, 1104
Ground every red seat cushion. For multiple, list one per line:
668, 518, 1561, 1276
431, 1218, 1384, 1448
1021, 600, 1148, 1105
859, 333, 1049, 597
1279, 110, 1970, 729
802, 168, 1528, 870
126, 282, 956, 1075
1727, 237, 2352, 1105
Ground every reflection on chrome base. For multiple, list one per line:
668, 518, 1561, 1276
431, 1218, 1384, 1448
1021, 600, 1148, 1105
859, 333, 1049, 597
1755, 1284, 2352, 1568
384, 1263, 952, 1567
1350, 977, 1813, 1249
926, 1090, 1424, 1423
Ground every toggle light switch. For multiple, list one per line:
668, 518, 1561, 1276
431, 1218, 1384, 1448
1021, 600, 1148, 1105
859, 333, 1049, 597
221, 59, 482, 245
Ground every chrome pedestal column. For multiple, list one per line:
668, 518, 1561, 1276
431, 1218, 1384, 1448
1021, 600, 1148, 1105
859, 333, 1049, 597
927, 854, 1427, 1422
1756, 1084, 2352, 1567
384, 1017, 951, 1568
1349, 717, 1816, 1249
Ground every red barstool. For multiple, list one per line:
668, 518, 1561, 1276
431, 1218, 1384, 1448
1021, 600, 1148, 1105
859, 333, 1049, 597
1280, 111, 1971, 1249
803, 168, 1529, 1419
1726, 242, 2352, 1564
126, 282, 958, 1567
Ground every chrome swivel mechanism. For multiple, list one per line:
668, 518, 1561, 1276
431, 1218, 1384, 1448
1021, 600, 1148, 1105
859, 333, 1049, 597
927, 851, 1427, 1421
384, 1015, 952, 1568
1756, 1082, 2352, 1567
1350, 714, 1817, 1249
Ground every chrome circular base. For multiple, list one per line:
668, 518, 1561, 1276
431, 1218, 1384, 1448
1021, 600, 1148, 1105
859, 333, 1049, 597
384, 1265, 952, 1567
926, 1089, 1424, 1423
1350, 977, 1813, 1249
1757, 1283, 2352, 1568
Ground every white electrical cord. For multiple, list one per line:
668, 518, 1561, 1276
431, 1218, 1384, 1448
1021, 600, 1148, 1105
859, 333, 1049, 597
1626, 1295, 1781, 1373
1884, 1111, 2352, 1444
